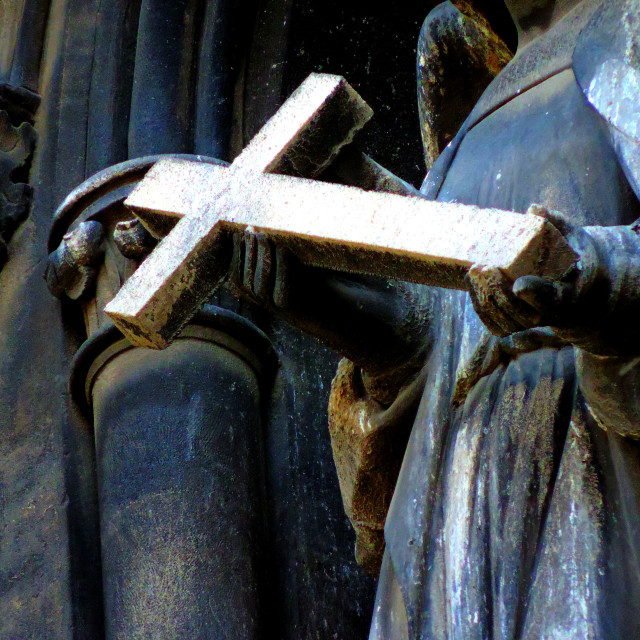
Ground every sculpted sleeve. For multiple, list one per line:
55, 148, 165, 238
575, 225, 640, 437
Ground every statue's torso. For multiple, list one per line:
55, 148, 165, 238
386, 57, 640, 640
439, 68, 639, 227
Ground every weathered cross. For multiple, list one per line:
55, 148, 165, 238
105, 73, 576, 349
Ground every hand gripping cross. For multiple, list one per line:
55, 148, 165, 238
105, 74, 576, 349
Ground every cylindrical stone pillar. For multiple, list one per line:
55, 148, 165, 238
79, 314, 274, 639
49, 158, 276, 639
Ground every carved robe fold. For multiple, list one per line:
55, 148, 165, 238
359, 2, 640, 638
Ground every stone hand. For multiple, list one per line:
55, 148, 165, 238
228, 229, 293, 312
227, 229, 432, 378
466, 206, 640, 356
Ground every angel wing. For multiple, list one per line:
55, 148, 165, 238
417, 0, 512, 171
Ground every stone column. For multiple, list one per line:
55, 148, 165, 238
47, 156, 275, 639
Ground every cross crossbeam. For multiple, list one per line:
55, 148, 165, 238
105, 75, 576, 349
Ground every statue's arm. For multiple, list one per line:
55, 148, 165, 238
228, 231, 434, 397
466, 215, 640, 436
571, 224, 640, 437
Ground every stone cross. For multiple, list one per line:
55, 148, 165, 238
105, 75, 576, 350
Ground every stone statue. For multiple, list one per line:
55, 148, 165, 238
226, 0, 640, 637
4, 0, 640, 637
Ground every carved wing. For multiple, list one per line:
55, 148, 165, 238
417, 0, 512, 171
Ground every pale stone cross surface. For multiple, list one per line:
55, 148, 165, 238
105, 73, 576, 349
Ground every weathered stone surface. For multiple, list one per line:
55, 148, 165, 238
113, 218, 157, 260
320, 145, 421, 197
0, 97, 37, 267
107, 157, 576, 348
44, 220, 105, 300
233, 72, 373, 177
328, 359, 414, 576
417, 1, 512, 169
